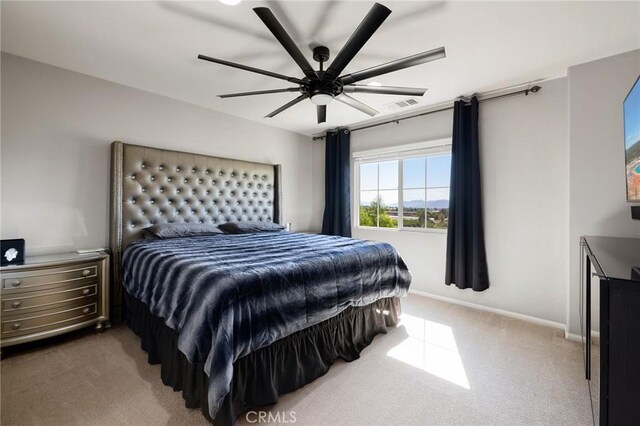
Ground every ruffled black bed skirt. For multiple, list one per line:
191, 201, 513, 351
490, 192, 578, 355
125, 293, 401, 425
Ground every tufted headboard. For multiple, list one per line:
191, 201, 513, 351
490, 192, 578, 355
109, 141, 282, 321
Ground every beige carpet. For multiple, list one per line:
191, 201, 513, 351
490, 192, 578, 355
1, 294, 596, 425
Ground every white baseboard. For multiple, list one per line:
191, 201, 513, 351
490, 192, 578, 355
565, 330, 600, 342
408, 289, 566, 331
408, 289, 602, 341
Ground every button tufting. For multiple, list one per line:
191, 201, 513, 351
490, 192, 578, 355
230, 172, 235, 177
184, 179, 188, 183
168, 177, 173, 182
205, 170, 210, 174
159, 165, 164, 170
262, 176, 266, 180
192, 169, 196, 173
160, 188, 164, 193
258, 184, 262, 189
219, 171, 224, 176
176, 167, 180, 172
150, 176, 155, 181
141, 163, 146, 168
253, 175, 258, 179
131, 174, 136, 180
199, 179, 203, 184
141, 188, 146, 192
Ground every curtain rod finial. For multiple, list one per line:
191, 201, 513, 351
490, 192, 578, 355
525, 85, 542, 95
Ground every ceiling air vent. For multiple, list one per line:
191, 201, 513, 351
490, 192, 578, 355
383, 98, 421, 111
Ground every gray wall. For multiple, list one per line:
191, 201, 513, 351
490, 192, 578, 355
312, 50, 640, 331
0, 53, 313, 255
567, 49, 640, 336
335, 78, 570, 325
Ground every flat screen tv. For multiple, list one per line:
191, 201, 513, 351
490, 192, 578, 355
624, 74, 640, 202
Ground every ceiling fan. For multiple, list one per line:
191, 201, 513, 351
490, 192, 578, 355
198, 2, 446, 124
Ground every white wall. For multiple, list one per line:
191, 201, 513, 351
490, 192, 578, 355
0, 53, 313, 255
318, 78, 570, 325
567, 49, 640, 336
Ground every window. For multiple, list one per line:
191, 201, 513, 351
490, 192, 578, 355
355, 140, 451, 231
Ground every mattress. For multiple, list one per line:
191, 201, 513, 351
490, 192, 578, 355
122, 231, 411, 419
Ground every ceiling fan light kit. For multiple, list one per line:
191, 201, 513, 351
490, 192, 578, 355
198, 2, 446, 124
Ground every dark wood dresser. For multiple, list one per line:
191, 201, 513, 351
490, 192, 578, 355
581, 236, 640, 426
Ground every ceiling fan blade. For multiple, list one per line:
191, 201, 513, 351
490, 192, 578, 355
339, 47, 446, 85
317, 105, 327, 124
265, 94, 308, 118
198, 54, 305, 85
342, 85, 427, 96
253, 7, 318, 80
337, 94, 379, 117
218, 87, 301, 99
323, 3, 392, 82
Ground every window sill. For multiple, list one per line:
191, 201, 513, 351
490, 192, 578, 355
354, 226, 447, 234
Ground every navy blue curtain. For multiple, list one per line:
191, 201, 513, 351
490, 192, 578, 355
321, 130, 351, 237
445, 97, 490, 291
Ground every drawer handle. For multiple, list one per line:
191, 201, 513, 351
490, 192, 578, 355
11, 280, 22, 287
82, 288, 91, 295
11, 322, 22, 330
83, 307, 91, 314
11, 301, 23, 308
82, 269, 92, 277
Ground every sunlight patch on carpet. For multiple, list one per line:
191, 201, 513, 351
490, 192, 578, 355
387, 314, 470, 389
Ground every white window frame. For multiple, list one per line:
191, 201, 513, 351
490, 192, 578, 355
353, 138, 452, 234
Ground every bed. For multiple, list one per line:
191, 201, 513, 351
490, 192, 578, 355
110, 142, 411, 425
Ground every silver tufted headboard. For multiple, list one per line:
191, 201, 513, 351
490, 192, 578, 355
109, 141, 282, 321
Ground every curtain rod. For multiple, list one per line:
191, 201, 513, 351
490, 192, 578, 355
311, 84, 542, 141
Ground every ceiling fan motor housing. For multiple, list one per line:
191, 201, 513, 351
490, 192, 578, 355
303, 77, 344, 100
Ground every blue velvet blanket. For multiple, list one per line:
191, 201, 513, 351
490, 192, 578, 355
122, 232, 411, 418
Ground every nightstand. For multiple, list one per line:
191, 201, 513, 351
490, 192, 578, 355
0, 251, 109, 349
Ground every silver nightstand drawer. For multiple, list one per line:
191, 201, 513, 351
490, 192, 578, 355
2, 263, 98, 290
2, 283, 98, 314
1, 302, 98, 337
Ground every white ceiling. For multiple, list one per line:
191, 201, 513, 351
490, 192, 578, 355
2, 1, 639, 136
